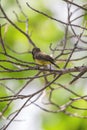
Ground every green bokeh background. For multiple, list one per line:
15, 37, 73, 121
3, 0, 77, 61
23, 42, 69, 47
0, 0, 87, 130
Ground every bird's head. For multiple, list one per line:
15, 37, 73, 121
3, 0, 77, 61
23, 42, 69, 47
32, 47, 41, 55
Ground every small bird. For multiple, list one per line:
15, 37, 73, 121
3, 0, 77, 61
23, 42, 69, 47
32, 47, 59, 68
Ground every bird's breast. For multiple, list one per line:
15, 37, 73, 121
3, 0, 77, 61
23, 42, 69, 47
35, 59, 50, 65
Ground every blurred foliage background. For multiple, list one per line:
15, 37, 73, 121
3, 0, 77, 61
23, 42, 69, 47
1, 0, 87, 130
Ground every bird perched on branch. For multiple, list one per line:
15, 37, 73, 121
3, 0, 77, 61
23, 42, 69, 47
32, 47, 60, 68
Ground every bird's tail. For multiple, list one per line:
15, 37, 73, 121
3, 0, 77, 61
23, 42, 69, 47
52, 62, 60, 69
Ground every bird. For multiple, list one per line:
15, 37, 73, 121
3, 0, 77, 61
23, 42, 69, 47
32, 47, 60, 68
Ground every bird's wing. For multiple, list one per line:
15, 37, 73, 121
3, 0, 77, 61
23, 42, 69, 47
35, 52, 54, 63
